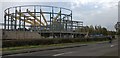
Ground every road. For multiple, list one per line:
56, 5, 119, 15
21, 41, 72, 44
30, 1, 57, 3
4, 40, 118, 56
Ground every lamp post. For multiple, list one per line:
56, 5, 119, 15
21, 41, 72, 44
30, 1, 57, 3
115, 22, 120, 39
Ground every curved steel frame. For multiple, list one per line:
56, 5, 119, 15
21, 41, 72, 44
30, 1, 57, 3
4, 5, 83, 32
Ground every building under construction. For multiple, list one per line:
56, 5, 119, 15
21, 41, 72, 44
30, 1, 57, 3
3, 5, 85, 39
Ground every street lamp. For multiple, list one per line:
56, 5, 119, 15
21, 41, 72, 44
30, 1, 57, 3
115, 22, 120, 31
115, 22, 120, 39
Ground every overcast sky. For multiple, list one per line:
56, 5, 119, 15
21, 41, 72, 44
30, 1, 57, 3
0, 0, 119, 31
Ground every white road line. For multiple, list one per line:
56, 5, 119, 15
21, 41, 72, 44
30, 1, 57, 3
53, 52, 73, 56
52, 50, 60, 51
53, 53, 65, 56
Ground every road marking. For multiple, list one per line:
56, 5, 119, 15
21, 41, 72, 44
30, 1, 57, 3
52, 50, 60, 51
53, 52, 73, 56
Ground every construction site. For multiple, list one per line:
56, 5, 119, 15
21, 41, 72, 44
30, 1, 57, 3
2, 5, 86, 39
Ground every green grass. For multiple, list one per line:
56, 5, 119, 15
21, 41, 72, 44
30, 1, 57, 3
3, 40, 108, 51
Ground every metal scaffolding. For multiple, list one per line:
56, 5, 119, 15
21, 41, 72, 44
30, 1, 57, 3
3, 5, 84, 39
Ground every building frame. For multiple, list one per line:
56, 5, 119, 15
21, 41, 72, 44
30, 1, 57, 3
3, 5, 85, 39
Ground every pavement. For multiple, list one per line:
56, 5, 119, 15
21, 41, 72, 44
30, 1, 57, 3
2, 40, 118, 57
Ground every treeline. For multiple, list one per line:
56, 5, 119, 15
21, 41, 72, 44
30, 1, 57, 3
76, 25, 116, 35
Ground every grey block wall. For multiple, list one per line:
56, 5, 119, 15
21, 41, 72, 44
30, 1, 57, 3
3, 31, 42, 39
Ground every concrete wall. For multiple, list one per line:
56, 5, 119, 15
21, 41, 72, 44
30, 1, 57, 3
3, 31, 42, 39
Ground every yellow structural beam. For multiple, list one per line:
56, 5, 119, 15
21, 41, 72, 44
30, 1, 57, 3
14, 16, 39, 26
26, 9, 45, 26
16, 10, 40, 26
25, 19, 41, 26
27, 19, 40, 26
53, 11, 61, 22
40, 9, 48, 25
9, 13, 39, 26
15, 16, 34, 25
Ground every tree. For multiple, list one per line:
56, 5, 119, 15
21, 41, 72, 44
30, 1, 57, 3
76, 25, 110, 36
89, 25, 94, 34
102, 27, 108, 35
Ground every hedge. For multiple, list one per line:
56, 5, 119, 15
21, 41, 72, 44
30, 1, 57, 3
3, 37, 109, 48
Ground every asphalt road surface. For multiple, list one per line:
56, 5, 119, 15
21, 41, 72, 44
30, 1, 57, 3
4, 40, 118, 56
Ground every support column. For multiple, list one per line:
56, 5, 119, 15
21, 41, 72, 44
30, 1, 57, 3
15, 8, 17, 30
8, 9, 10, 30
39, 8, 42, 36
23, 15, 26, 39
23, 15, 25, 31
19, 7, 21, 29
4, 13, 6, 30
71, 11, 72, 31
52, 7, 54, 38
60, 8, 62, 38
50, 12, 52, 31
10, 15, 13, 31
34, 6, 36, 31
